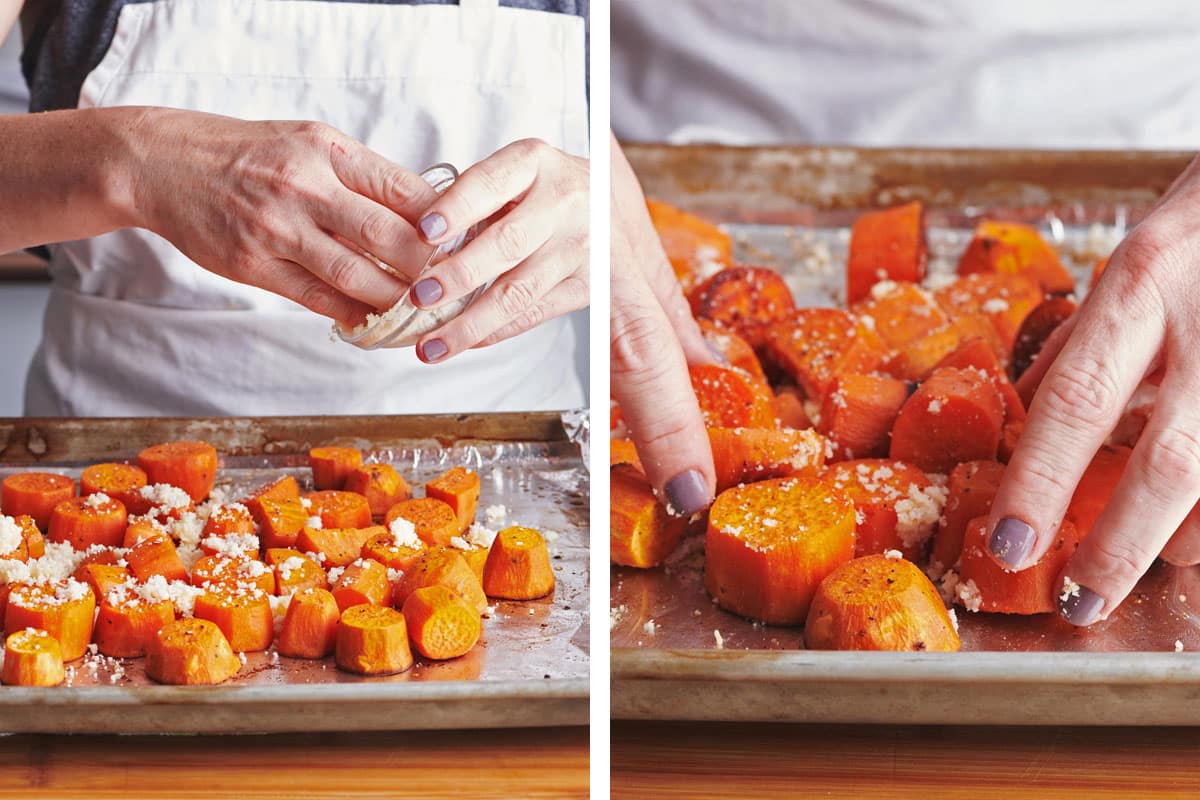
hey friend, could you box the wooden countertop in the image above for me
[612,721,1200,799]
[0,726,589,799]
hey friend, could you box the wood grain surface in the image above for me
[0,727,588,799]
[612,721,1200,799]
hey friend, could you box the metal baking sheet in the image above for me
[0,413,588,733]
[611,144,1200,726]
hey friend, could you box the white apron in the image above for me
[612,0,1200,149]
[27,0,589,416]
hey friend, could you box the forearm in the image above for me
[0,106,145,252]
[1,0,20,42]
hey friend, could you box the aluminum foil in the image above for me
[561,408,591,473]
[1,438,589,688]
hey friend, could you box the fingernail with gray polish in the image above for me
[421,338,448,362]
[705,342,731,366]
[665,469,710,517]
[1059,583,1106,626]
[419,212,447,241]
[988,517,1036,569]
[413,278,443,307]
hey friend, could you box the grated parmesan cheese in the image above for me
[277,556,308,581]
[713,629,725,649]
[895,482,949,551]
[884,549,903,560]
[465,522,498,550]
[484,504,508,526]
[83,492,113,509]
[201,532,260,557]
[1060,576,1081,603]
[139,483,191,511]
[642,619,657,636]
[388,517,421,549]
[609,604,627,630]
[956,577,983,613]
[0,516,24,557]
[869,279,899,300]
[306,516,323,530]
[937,569,961,605]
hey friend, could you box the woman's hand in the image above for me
[404,139,589,363]
[987,153,1200,625]
[128,108,438,327]
[609,133,722,517]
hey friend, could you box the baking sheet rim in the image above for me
[0,411,591,731]
[0,677,589,706]
[612,649,1200,685]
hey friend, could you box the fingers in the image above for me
[410,194,559,310]
[473,277,590,349]
[611,267,715,517]
[986,292,1160,572]
[1057,363,1200,624]
[609,132,716,514]
[611,134,719,368]
[416,139,543,246]
[327,139,438,222]
[250,257,375,326]
[1161,505,1200,567]
[292,229,408,311]
[1014,314,1077,408]
[639,242,723,367]
[312,192,432,282]
[413,242,579,363]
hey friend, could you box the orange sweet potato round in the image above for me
[764,308,886,400]
[805,554,959,651]
[822,459,943,562]
[705,476,856,624]
[689,365,775,429]
[689,265,796,350]
[956,517,1081,614]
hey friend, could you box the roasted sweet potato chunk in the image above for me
[764,308,885,400]
[806,554,959,651]
[690,265,796,350]
[957,220,1074,294]
[846,201,927,305]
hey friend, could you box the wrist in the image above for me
[89,105,161,231]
